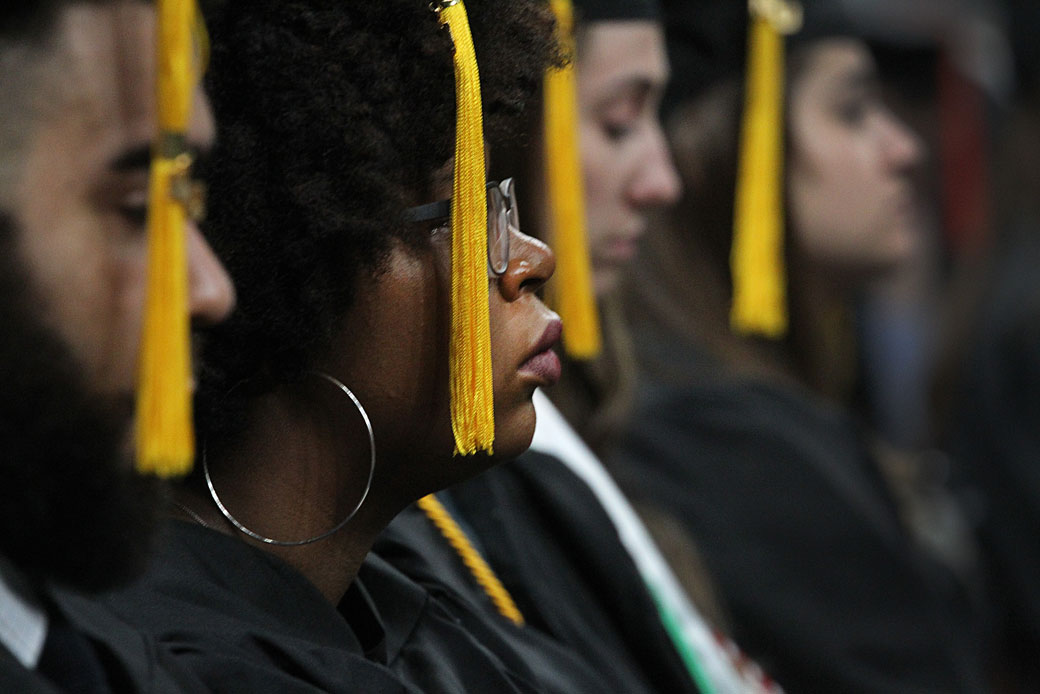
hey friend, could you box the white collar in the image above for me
[530,388,599,475]
[530,390,773,694]
[0,557,48,668]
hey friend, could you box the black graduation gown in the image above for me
[103,521,563,693]
[375,453,702,694]
[0,582,205,693]
[0,645,58,694]
[374,503,617,694]
[610,377,989,694]
[946,219,1040,682]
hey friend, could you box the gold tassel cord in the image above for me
[730,0,802,338]
[135,0,205,477]
[544,0,602,359]
[417,495,525,626]
[438,1,495,456]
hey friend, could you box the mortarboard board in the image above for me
[662,0,884,119]
[1006,0,1040,95]
[572,0,660,22]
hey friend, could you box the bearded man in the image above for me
[0,2,234,690]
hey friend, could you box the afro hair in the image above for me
[196,0,558,441]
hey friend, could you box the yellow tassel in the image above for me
[544,0,602,360]
[438,1,495,456]
[135,0,206,477]
[417,495,525,626]
[730,0,802,338]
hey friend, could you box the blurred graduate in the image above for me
[0,0,234,690]
[378,0,781,692]
[611,0,994,691]
[96,0,655,691]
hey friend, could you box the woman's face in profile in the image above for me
[577,20,682,297]
[787,38,924,281]
[320,189,560,493]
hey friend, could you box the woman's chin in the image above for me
[490,430,535,464]
[490,402,537,462]
[414,405,536,497]
[453,426,534,477]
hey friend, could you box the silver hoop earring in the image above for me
[204,371,376,547]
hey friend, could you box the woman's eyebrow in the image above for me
[595,75,659,108]
[107,143,151,173]
[837,65,880,93]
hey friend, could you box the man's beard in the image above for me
[0,212,163,593]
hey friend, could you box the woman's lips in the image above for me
[595,227,647,266]
[519,319,563,386]
[520,348,562,386]
[602,237,639,262]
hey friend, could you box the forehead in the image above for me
[577,21,669,98]
[48,2,157,159]
[796,38,875,93]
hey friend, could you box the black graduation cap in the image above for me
[573,0,660,22]
[1005,0,1040,94]
[661,0,865,118]
[2,1,60,35]
[660,0,977,337]
[660,0,809,336]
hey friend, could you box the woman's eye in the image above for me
[836,99,867,125]
[600,92,648,143]
[834,86,882,126]
[603,121,635,142]
[118,190,149,229]
[119,205,148,228]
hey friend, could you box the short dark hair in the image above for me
[196,0,557,440]
[2,1,155,42]
[1,3,60,42]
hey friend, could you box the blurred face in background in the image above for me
[578,20,682,296]
[787,38,924,283]
[0,1,233,591]
[14,3,232,419]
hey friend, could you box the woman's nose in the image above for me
[882,113,924,173]
[628,125,683,208]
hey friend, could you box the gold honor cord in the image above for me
[135,0,205,477]
[417,495,525,626]
[730,0,802,338]
[436,0,496,457]
[544,0,602,360]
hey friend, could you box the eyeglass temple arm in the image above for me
[403,199,452,223]
[403,180,503,223]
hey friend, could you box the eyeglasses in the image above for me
[404,178,517,276]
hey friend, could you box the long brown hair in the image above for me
[622,43,860,401]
